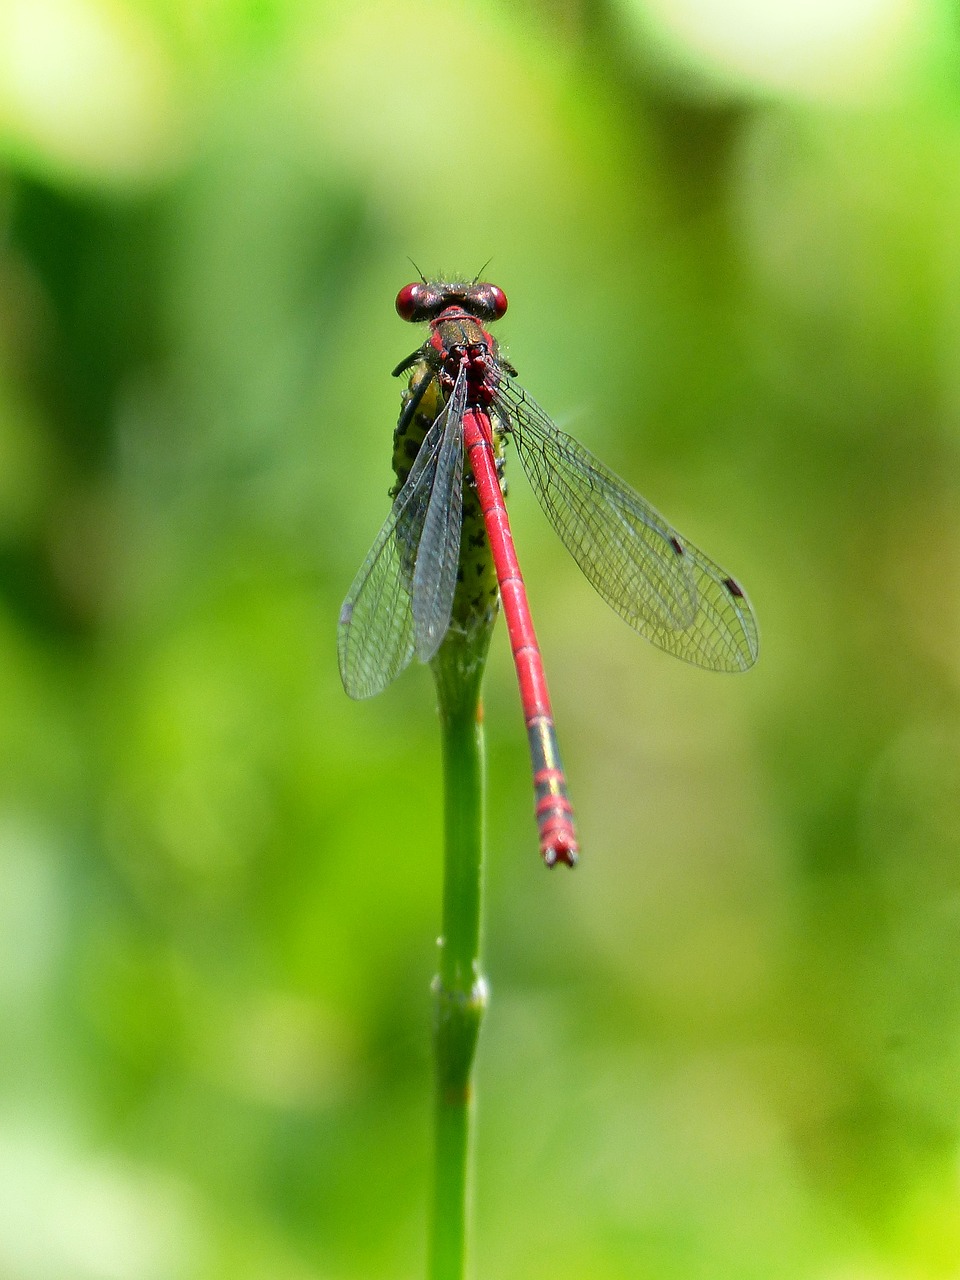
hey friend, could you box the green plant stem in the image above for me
[428,626,492,1280]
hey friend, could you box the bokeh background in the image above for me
[2,0,960,1276]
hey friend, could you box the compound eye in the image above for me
[473,284,508,320]
[488,285,508,319]
[396,283,439,321]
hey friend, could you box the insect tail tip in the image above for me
[542,841,579,869]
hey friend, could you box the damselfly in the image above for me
[338,279,759,867]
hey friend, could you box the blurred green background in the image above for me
[2,0,960,1276]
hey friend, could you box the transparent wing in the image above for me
[494,375,759,672]
[412,370,466,660]
[338,373,466,699]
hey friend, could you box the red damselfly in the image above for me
[338,279,759,867]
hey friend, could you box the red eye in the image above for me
[470,284,508,321]
[396,283,425,320]
[396,283,443,321]
[486,285,508,319]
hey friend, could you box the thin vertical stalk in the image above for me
[428,625,493,1280]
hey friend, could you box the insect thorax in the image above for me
[393,360,503,635]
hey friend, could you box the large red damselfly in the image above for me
[338,279,759,867]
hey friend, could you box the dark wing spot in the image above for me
[723,577,745,599]
[669,536,685,556]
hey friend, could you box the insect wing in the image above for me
[338,380,464,698]
[497,377,759,672]
[412,370,466,661]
